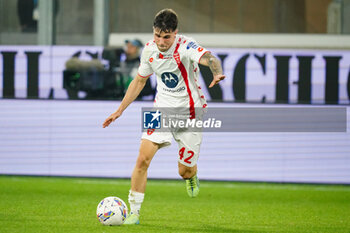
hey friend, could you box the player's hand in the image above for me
[209,74,225,88]
[103,111,122,128]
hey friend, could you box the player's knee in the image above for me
[178,169,185,178]
[135,154,152,171]
[178,167,195,179]
[180,172,192,179]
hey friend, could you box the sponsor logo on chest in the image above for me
[161,72,179,88]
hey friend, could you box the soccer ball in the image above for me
[96,196,128,225]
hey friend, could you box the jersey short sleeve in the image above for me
[185,39,209,64]
[138,47,154,78]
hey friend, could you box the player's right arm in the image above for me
[102,75,149,128]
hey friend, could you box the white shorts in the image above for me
[141,129,202,167]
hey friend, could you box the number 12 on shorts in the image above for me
[179,147,194,164]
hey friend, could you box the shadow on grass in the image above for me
[131,223,269,233]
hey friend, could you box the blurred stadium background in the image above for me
[0,0,350,184]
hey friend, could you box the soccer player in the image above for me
[103,8,225,225]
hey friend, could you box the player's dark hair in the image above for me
[153,9,178,33]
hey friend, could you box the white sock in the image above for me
[128,190,145,216]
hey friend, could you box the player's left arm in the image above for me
[199,52,226,88]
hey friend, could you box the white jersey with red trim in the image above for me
[138,35,208,118]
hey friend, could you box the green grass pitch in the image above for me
[0,176,349,233]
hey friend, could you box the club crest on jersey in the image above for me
[186,41,199,50]
[161,72,179,88]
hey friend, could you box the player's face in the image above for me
[153,28,177,52]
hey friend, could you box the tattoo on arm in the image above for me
[201,53,223,76]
